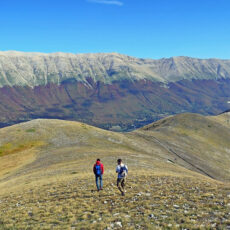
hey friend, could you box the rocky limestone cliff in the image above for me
[0,51,230,87]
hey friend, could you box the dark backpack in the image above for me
[119,165,128,176]
[95,164,101,176]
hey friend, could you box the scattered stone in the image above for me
[104,201,107,204]
[150,204,158,207]
[28,211,33,217]
[211,223,217,228]
[16,203,21,207]
[149,214,155,219]
[115,222,122,228]
[173,205,180,209]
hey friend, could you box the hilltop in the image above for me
[0,113,230,229]
[1,112,230,186]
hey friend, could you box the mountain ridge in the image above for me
[0,50,228,60]
[1,51,230,87]
[0,51,230,130]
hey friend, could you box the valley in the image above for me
[0,52,230,130]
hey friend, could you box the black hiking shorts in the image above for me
[117,177,126,188]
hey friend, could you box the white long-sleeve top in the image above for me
[116,163,128,179]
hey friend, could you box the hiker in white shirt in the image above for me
[116,159,128,196]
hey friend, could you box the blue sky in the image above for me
[0,0,230,59]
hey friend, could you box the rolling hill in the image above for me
[0,51,230,130]
[0,113,230,229]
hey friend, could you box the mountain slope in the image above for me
[0,113,230,229]
[0,112,230,191]
[0,51,230,129]
[0,52,230,87]
[136,112,230,181]
[0,118,196,192]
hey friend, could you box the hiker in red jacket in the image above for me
[93,159,104,191]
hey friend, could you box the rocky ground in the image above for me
[1,173,230,229]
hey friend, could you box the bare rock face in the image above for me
[0,51,230,87]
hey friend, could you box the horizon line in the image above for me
[0,50,228,60]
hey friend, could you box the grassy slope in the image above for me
[137,113,230,181]
[0,119,196,193]
[0,114,230,229]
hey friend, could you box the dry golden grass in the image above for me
[0,113,230,229]
[0,140,44,179]
[0,150,35,178]
[0,171,230,229]
[137,113,230,181]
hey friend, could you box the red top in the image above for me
[93,161,104,174]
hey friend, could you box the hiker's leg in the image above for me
[117,178,123,193]
[117,179,121,192]
[95,176,100,191]
[121,178,125,190]
[100,175,103,189]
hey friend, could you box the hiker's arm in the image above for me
[101,164,104,174]
[116,166,119,173]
